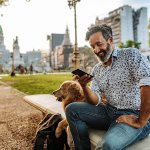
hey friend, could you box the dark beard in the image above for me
[95,44,113,63]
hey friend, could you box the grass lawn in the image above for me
[1,74,72,95]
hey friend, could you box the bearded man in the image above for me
[65,24,150,150]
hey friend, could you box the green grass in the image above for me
[2,74,72,95]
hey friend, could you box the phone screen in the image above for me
[72,69,93,78]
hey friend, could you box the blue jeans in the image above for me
[65,102,150,150]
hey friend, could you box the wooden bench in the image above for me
[24,94,150,150]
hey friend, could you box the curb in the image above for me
[0,81,27,96]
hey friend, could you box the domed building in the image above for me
[0,25,5,51]
[0,25,10,72]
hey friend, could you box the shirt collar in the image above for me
[112,47,120,59]
[98,47,121,67]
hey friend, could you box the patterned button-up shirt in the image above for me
[90,48,150,110]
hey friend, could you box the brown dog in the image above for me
[53,80,85,149]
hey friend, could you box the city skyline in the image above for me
[0,0,150,53]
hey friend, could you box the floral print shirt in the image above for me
[91,48,150,110]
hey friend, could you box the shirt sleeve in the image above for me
[127,48,150,86]
[90,66,103,105]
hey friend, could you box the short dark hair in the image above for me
[85,24,113,41]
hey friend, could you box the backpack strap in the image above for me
[34,113,63,150]
[36,113,62,133]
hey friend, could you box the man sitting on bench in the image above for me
[65,24,150,150]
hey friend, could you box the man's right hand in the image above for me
[73,74,99,105]
[73,74,93,87]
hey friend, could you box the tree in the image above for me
[0,0,30,6]
[0,0,8,6]
[118,40,141,49]
[118,42,125,48]
[79,46,98,71]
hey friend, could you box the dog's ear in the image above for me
[68,83,80,92]
[68,83,83,100]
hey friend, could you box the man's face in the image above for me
[89,32,113,63]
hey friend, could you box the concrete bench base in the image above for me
[24,94,150,150]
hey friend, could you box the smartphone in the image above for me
[72,69,94,78]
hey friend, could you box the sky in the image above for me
[0,0,150,53]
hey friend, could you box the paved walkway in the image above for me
[0,81,43,150]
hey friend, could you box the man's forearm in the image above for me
[138,86,150,127]
[82,86,99,105]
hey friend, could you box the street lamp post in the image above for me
[67,0,80,69]
[47,35,52,68]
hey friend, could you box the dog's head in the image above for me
[53,81,84,108]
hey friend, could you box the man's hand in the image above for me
[117,86,150,128]
[73,74,92,87]
[116,114,147,128]
[73,74,99,105]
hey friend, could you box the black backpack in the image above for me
[34,113,70,150]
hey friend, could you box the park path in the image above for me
[0,81,43,150]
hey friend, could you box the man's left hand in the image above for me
[116,115,146,128]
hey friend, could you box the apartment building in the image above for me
[95,5,149,50]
